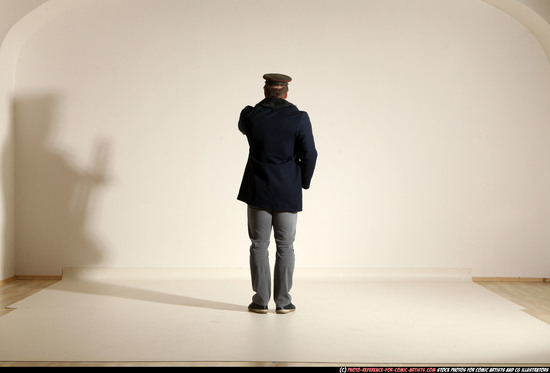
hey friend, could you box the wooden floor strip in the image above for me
[473,277,550,282]
[0,276,15,287]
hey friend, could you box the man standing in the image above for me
[237,73,318,314]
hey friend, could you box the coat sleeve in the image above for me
[295,112,318,189]
[238,106,254,135]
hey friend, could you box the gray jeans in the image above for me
[247,205,297,307]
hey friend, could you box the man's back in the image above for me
[240,98,307,164]
[237,97,317,212]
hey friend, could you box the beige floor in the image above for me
[1,268,550,367]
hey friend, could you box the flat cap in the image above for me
[263,73,292,85]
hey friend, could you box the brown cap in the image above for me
[263,73,292,85]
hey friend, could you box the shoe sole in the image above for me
[248,308,268,314]
[276,308,296,314]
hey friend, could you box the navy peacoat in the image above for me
[237,97,317,212]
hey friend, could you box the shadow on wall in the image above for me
[13,94,110,275]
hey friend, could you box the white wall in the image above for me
[11,0,550,277]
[0,0,49,281]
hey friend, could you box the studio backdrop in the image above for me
[5,0,550,277]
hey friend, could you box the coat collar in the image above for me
[257,98,294,110]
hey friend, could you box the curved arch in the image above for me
[0,0,48,47]
[482,0,550,63]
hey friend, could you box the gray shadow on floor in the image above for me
[51,279,248,313]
